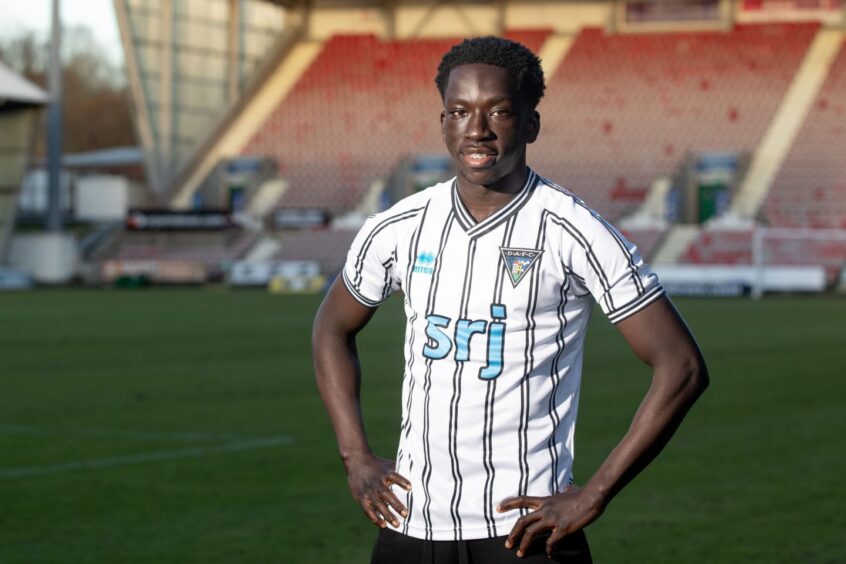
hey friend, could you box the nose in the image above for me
[465,110,492,140]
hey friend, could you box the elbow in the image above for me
[656,348,708,404]
[681,353,709,400]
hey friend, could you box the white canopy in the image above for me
[0,61,48,106]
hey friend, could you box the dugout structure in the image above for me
[0,62,48,264]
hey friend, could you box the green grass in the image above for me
[0,290,844,563]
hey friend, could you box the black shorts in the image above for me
[370,527,592,564]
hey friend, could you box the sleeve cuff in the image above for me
[607,285,665,324]
[342,269,389,308]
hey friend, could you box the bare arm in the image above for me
[312,277,410,528]
[499,296,708,557]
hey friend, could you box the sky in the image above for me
[0,0,123,65]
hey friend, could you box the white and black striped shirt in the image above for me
[343,169,663,541]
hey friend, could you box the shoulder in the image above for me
[532,174,617,237]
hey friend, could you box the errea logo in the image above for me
[413,251,436,275]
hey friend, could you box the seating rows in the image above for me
[532,23,819,221]
[236,25,842,278]
[763,38,846,229]
[111,231,257,271]
[241,30,550,213]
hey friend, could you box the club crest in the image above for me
[500,247,543,287]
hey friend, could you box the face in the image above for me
[441,64,539,193]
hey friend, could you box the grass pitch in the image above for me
[0,289,843,563]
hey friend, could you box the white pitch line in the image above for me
[0,425,252,443]
[0,436,293,480]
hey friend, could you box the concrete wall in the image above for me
[505,2,610,34]
[394,4,502,38]
[308,7,387,40]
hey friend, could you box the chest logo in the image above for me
[412,251,436,275]
[500,247,543,287]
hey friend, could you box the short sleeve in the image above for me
[342,214,401,307]
[570,217,664,324]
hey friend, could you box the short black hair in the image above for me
[435,36,545,109]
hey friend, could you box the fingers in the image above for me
[497,495,542,513]
[361,495,386,528]
[545,527,568,558]
[362,494,401,528]
[379,485,408,521]
[503,511,541,550]
[385,472,412,491]
[372,495,400,528]
[361,477,410,528]
[348,458,412,529]
[516,520,550,558]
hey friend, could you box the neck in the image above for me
[456,166,529,223]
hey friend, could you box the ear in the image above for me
[526,110,540,144]
[440,110,447,140]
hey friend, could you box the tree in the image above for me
[0,26,136,155]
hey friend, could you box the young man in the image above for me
[313,37,708,563]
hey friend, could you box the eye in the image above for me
[491,108,513,118]
[448,108,467,118]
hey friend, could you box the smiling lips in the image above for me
[461,149,497,168]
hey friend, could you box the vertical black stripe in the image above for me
[547,268,570,494]
[398,203,429,535]
[481,216,517,536]
[517,212,545,515]
[447,238,476,539]
[400,203,429,438]
[420,211,456,539]
[481,380,496,537]
[380,252,395,301]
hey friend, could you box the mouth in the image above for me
[460,149,497,168]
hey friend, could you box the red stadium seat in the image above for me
[240,31,551,214]
[764,38,846,229]
[532,23,818,221]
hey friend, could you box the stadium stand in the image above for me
[762,38,846,229]
[532,23,819,222]
[621,227,667,262]
[680,36,846,281]
[239,30,550,214]
[99,230,257,275]
[96,18,846,287]
[272,229,358,274]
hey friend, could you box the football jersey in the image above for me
[342,168,663,541]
